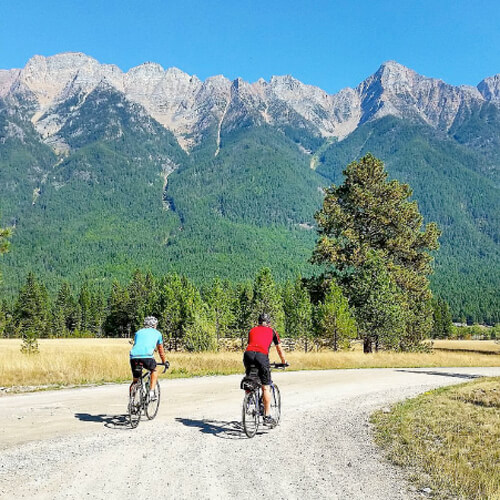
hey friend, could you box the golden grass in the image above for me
[433,339,500,354]
[372,377,500,499]
[0,338,498,391]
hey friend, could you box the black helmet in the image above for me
[258,313,270,325]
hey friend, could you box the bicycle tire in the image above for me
[242,390,259,438]
[145,380,161,420]
[129,382,142,428]
[270,384,281,426]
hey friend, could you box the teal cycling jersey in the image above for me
[130,328,163,359]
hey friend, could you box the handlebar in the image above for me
[270,362,289,369]
[157,361,170,374]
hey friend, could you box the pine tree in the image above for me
[349,253,405,351]
[78,282,93,335]
[156,273,183,350]
[316,281,357,350]
[312,154,440,351]
[103,281,131,337]
[252,267,285,335]
[0,222,12,286]
[205,277,235,343]
[431,297,453,338]
[52,282,78,337]
[14,272,50,340]
[128,270,154,333]
[282,276,313,349]
[234,281,254,347]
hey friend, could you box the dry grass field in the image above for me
[372,377,500,499]
[433,339,500,354]
[0,338,499,391]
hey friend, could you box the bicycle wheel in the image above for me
[270,384,281,425]
[242,391,259,438]
[129,383,142,428]
[145,380,161,420]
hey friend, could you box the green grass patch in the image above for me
[372,377,500,499]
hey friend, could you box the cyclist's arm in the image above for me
[275,344,286,365]
[157,343,166,364]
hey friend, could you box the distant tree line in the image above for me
[0,268,361,351]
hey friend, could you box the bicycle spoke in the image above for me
[242,391,259,438]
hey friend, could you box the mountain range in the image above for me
[0,53,499,322]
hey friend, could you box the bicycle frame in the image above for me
[129,362,168,428]
[241,362,286,437]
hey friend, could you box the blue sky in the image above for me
[2,0,499,93]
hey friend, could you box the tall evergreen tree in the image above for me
[78,282,93,335]
[14,272,50,339]
[348,252,404,351]
[252,267,285,335]
[103,281,131,337]
[431,297,453,338]
[316,281,357,351]
[312,154,440,351]
[0,222,12,286]
[156,273,183,349]
[234,281,254,347]
[282,276,313,347]
[52,282,78,337]
[205,277,235,343]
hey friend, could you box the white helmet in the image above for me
[144,316,158,328]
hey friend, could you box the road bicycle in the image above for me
[241,362,288,438]
[128,361,169,428]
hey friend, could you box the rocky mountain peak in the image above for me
[478,74,500,101]
[1,52,498,152]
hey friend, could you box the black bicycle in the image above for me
[241,362,288,438]
[128,361,169,428]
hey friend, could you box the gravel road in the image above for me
[1,366,499,500]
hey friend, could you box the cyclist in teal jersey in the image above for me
[129,316,166,401]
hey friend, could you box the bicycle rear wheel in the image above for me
[145,381,161,420]
[242,391,259,438]
[270,384,281,425]
[129,383,142,428]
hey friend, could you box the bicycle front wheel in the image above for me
[270,384,281,425]
[129,383,142,428]
[242,391,259,438]
[145,381,161,420]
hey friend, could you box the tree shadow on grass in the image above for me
[74,412,130,429]
[396,369,483,379]
[175,417,250,440]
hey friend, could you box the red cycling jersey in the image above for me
[245,325,280,355]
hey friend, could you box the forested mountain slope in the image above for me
[0,54,499,322]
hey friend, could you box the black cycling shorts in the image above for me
[243,350,271,386]
[130,357,157,378]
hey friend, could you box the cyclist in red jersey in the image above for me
[244,313,287,426]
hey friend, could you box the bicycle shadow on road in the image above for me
[74,412,130,429]
[175,417,247,439]
[396,369,483,379]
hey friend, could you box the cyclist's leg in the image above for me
[142,358,158,393]
[129,359,143,394]
[262,385,271,415]
[150,367,158,391]
[255,352,272,416]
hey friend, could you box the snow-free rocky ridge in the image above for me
[1,52,499,151]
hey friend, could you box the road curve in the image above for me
[1,367,499,499]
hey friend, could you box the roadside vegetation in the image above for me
[0,338,498,391]
[372,377,500,499]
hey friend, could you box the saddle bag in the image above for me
[240,375,262,391]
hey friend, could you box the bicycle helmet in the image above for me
[143,316,158,328]
[258,313,270,325]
